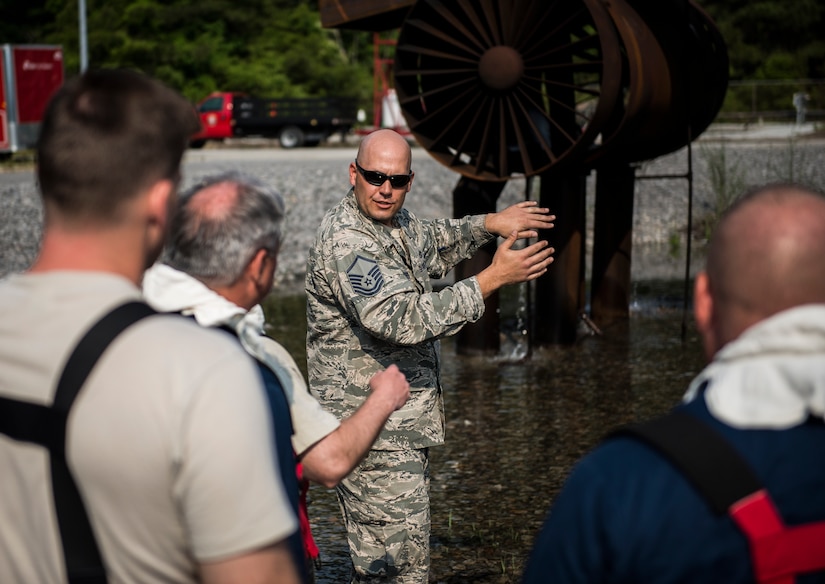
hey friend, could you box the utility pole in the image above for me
[78,0,88,72]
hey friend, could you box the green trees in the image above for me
[701,0,825,113]
[22,0,373,105]
[702,0,824,80]
[0,0,822,113]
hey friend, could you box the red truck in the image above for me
[0,44,64,155]
[190,91,358,149]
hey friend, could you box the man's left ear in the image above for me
[146,178,175,227]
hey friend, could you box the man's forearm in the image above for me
[200,540,301,584]
[299,389,398,488]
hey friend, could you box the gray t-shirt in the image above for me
[0,271,297,583]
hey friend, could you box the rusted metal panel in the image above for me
[591,163,635,327]
[535,174,587,346]
[319,0,415,30]
[452,177,505,355]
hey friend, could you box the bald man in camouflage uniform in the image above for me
[305,129,555,583]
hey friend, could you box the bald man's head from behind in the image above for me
[694,183,825,360]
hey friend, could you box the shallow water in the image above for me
[262,282,706,583]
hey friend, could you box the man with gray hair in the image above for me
[143,171,410,579]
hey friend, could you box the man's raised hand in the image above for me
[485,201,555,240]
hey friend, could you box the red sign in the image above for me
[0,55,7,149]
[13,46,64,124]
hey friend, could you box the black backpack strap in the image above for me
[0,397,59,446]
[0,301,156,584]
[609,409,764,515]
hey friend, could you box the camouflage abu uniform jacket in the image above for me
[305,188,495,451]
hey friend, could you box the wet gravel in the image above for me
[265,284,708,583]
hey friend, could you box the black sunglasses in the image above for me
[355,161,412,189]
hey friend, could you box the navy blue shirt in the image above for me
[522,397,825,583]
[257,364,300,516]
[257,363,309,582]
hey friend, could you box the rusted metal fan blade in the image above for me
[394,0,624,181]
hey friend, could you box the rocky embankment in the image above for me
[1,129,823,289]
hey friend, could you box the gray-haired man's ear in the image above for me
[249,248,278,305]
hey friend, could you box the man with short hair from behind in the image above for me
[522,183,825,583]
[0,69,301,584]
[142,170,411,580]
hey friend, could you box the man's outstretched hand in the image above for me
[476,231,555,299]
[485,201,555,240]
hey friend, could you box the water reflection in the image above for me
[262,282,706,583]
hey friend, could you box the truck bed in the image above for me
[233,96,358,128]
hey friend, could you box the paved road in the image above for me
[184,144,357,165]
[3,121,820,183]
[697,121,821,142]
[0,144,360,187]
[0,167,34,186]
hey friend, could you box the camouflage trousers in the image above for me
[336,448,430,583]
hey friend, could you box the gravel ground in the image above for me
[1,130,823,289]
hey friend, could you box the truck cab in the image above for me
[189,92,236,148]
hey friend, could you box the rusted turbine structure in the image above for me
[320,0,728,350]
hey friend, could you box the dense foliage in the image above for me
[700,0,825,113]
[0,0,822,113]
[0,0,375,106]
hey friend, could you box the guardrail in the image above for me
[715,110,825,125]
[723,79,824,125]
